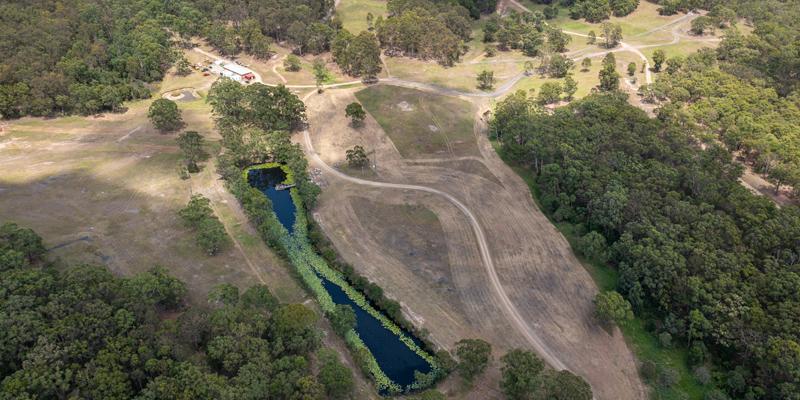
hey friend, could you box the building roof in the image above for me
[222,63,251,76]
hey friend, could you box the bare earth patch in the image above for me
[304,85,645,399]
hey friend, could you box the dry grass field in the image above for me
[0,91,306,303]
[0,70,380,397]
[355,85,478,158]
[336,0,387,33]
[304,85,645,399]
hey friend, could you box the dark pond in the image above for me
[320,278,432,388]
[247,167,296,232]
[248,166,433,390]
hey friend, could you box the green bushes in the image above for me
[492,92,800,398]
[178,195,230,255]
[317,349,355,399]
[0,222,45,268]
[0,224,342,399]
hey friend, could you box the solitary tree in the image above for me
[690,16,714,35]
[178,195,229,256]
[328,304,357,336]
[545,370,593,400]
[627,62,637,76]
[547,28,572,53]
[598,53,619,91]
[500,349,545,400]
[366,12,375,30]
[594,290,634,327]
[652,49,666,72]
[284,54,302,72]
[523,61,535,75]
[769,163,800,194]
[176,131,208,173]
[148,98,182,132]
[547,54,574,78]
[581,57,592,71]
[600,22,623,48]
[537,82,562,105]
[175,56,192,76]
[313,58,328,92]
[454,338,492,383]
[562,75,578,101]
[345,102,366,127]
[587,30,596,45]
[477,70,495,90]
[346,145,369,168]
[317,349,355,400]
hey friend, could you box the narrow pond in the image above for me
[247,167,433,390]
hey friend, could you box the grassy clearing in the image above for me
[493,141,710,400]
[386,57,524,93]
[537,1,680,37]
[0,71,304,305]
[504,57,601,101]
[355,85,477,158]
[640,41,717,62]
[336,0,387,33]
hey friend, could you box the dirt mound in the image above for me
[162,88,199,102]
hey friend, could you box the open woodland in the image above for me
[2,0,800,399]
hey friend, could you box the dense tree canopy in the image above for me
[332,30,382,79]
[377,0,474,66]
[647,48,800,196]
[568,0,640,22]
[0,0,335,119]
[500,349,592,399]
[0,223,347,399]
[208,79,319,209]
[492,91,800,399]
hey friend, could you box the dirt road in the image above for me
[303,127,569,371]
[303,88,646,399]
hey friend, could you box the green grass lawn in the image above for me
[336,0,387,33]
[493,141,711,400]
[355,85,477,158]
[641,41,717,63]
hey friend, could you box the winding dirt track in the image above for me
[302,88,647,399]
[302,128,568,371]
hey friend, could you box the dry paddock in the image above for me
[303,86,646,399]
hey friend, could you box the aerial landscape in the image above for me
[1,0,799,399]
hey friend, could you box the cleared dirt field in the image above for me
[304,85,645,399]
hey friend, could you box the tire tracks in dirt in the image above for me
[301,121,569,372]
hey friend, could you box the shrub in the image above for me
[658,366,679,388]
[317,349,355,399]
[178,195,230,255]
[284,54,302,72]
[658,331,673,348]
[640,360,658,382]
[693,365,711,385]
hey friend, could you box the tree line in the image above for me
[376,0,480,66]
[529,0,640,22]
[0,222,355,399]
[492,91,800,399]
